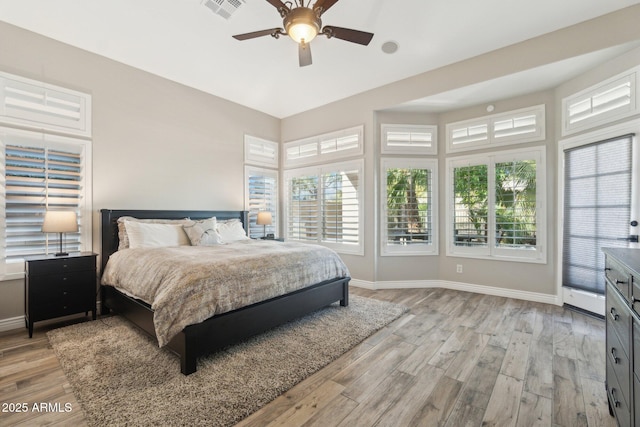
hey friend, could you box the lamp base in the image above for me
[54,252,69,257]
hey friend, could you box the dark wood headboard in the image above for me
[100,209,249,274]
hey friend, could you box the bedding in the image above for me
[101,239,350,347]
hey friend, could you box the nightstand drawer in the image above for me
[28,271,94,298]
[27,255,95,276]
[30,294,91,321]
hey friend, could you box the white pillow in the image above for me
[124,221,191,249]
[182,217,224,246]
[216,219,249,242]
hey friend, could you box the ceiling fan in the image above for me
[232,0,374,67]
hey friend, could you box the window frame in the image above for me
[446,146,546,263]
[446,105,546,153]
[244,165,279,239]
[0,126,92,280]
[561,66,639,136]
[284,125,364,168]
[381,124,438,155]
[380,157,438,256]
[284,159,364,255]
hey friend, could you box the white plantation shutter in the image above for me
[285,160,363,254]
[563,68,638,135]
[381,125,437,154]
[284,125,363,166]
[322,168,359,245]
[447,105,545,152]
[381,158,438,256]
[0,72,91,137]
[245,167,278,238]
[287,173,319,242]
[244,135,278,167]
[0,128,90,267]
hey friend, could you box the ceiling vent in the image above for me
[202,0,245,20]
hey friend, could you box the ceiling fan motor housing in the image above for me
[284,7,321,43]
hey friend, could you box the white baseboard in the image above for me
[562,287,605,316]
[0,315,25,333]
[0,282,561,332]
[351,278,561,306]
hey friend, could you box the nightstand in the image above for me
[25,252,97,337]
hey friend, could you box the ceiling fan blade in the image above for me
[299,42,312,67]
[313,0,340,16]
[322,26,374,45]
[265,0,290,15]
[232,28,283,41]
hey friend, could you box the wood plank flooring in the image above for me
[0,287,615,426]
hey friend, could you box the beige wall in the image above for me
[1,5,640,324]
[0,22,280,320]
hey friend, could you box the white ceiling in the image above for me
[1,0,640,118]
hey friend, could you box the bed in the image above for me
[99,209,350,375]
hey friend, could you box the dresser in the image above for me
[25,252,97,337]
[603,248,640,427]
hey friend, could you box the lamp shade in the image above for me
[256,211,272,226]
[42,211,78,233]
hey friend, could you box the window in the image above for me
[244,135,278,168]
[446,105,545,153]
[284,160,363,255]
[562,67,639,136]
[244,166,278,239]
[0,128,92,278]
[244,135,278,239]
[381,158,438,256]
[0,71,92,137]
[284,125,363,167]
[0,72,92,279]
[446,147,546,262]
[381,124,437,155]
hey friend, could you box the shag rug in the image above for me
[47,295,407,427]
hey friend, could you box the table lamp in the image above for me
[42,211,78,256]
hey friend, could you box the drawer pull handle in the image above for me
[610,307,620,321]
[611,347,620,364]
[605,267,612,271]
[611,388,621,408]
[616,279,627,285]
[63,291,68,295]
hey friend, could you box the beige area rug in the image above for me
[48,295,408,427]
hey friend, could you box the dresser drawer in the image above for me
[606,256,631,302]
[608,361,631,427]
[28,271,94,295]
[30,293,91,322]
[27,255,95,276]
[607,282,631,353]
[608,320,631,405]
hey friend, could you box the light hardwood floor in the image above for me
[0,287,615,426]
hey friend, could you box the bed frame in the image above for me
[99,209,349,375]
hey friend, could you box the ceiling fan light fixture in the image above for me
[284,7,320,43]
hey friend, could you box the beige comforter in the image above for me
[101,240,350,346]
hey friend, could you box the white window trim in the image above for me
[244,134,279,168]
[284,125,363,167]
[380,158,438,256]
[562,66,639,137]
[1,127,93,280]
[381,124,438,155]
[284,159,364,255]
[244,165,279,239]
[446,146,546,263]
[0,71,92,138]
[446,105,545,153]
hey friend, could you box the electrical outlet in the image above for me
[456,264,463,274]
